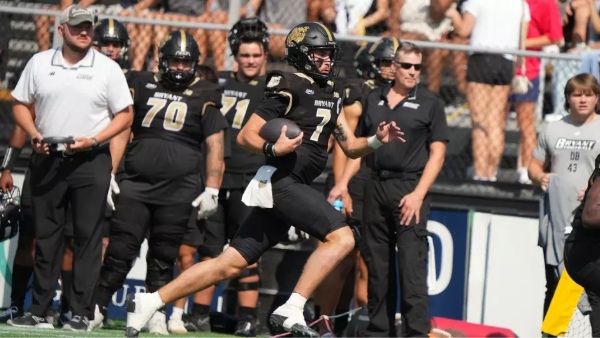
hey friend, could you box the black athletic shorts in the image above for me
[230,175,347,265]
[466,53,513,86]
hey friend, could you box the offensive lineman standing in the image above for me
[172,17,269,337]
[89,29,228,330]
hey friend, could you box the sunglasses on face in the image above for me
[395,62,422,71]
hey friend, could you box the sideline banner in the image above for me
[427,209,470,320]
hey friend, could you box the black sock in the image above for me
[60,270,73,314]
[192,303,210,316]
[93,286,113,315]
[10,265,33,310]
[238,306,257,320]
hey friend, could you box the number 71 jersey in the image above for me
[128,71,225,149]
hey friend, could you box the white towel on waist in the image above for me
[241,165,278,208]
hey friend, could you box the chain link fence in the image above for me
[0,2,585,191]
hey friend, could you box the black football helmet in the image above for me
[228,17,270,55]
[368,37,401,83]
[159,30,201,90]
[284,22,340,84]
[0,187,20,243]
[353,42,373,80]
[93,18,131,69]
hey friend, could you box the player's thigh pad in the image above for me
[230,207,290,265]
[106,195,152,261]
[272,177,347,241]
[148,203,194,261]
[225,189,253,239]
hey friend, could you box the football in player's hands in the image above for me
[259,118,302,142]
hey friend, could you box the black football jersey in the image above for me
[572,154,600,238]
[122,71,228,205]
[218,71,266,183]
[255,71,344,184]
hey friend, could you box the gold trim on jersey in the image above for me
[279,91,293,115]
[201,101,216,116]
[294,72,314,83]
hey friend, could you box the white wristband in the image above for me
[205,187,219,196]
[367,135,383,149]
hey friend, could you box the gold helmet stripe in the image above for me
[179,29,187,52]
[315,22,333,42]
[392,38,400,51]
[108,18,115,36]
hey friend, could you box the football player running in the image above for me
[124,22,404,338]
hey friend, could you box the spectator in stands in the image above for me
[549,0,589,118]
[32,1,70,52]
[509,0,563,185]
[243,0,308,59]
[389,0,467,96]
[147,0,228,71]
[64,0,162,71]
[318,0,389,77]
[446,0,529,181]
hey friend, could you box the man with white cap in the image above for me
[7,5,133,331]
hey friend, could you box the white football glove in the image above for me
[107,173,120,211]
[192,187,219,220]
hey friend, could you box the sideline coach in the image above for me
[8,5,133,330]
[358,42,449,337]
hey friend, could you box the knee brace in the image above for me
[99,255,134,294]
[145,253,175,293]
[233,267,260,291]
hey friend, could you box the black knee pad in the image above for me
[233,267,260,291]
[145,253,175,293]
[347,218,362,249]
[99,255,134,293]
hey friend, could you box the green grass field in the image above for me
[0,321,239,337]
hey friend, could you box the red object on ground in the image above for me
[431,317,516,338]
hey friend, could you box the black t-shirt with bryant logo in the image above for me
[358,84,449,174]
[256,71,344,184]
[123,71,228,205]
[218,71,266,187]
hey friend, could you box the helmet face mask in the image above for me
[284,22,339,84]
[368,37,402,84]
[93,18,131,69]
[159,30,201,90]
[228,17,270,56]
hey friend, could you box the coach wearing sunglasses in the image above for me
[357,42,449,337]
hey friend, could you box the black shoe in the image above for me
[270,313,319,338]
[62,315,90,332]
[235,316,257,337]
[53,310,73,328]
[0,306,22,323]
[183,313,211,332]
[7,312,54,329]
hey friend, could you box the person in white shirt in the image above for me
[447,0,530,181]
[7,5,133,332]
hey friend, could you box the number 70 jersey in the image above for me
[127,71,225,149]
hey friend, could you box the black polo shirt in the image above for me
[358,83,449,174]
